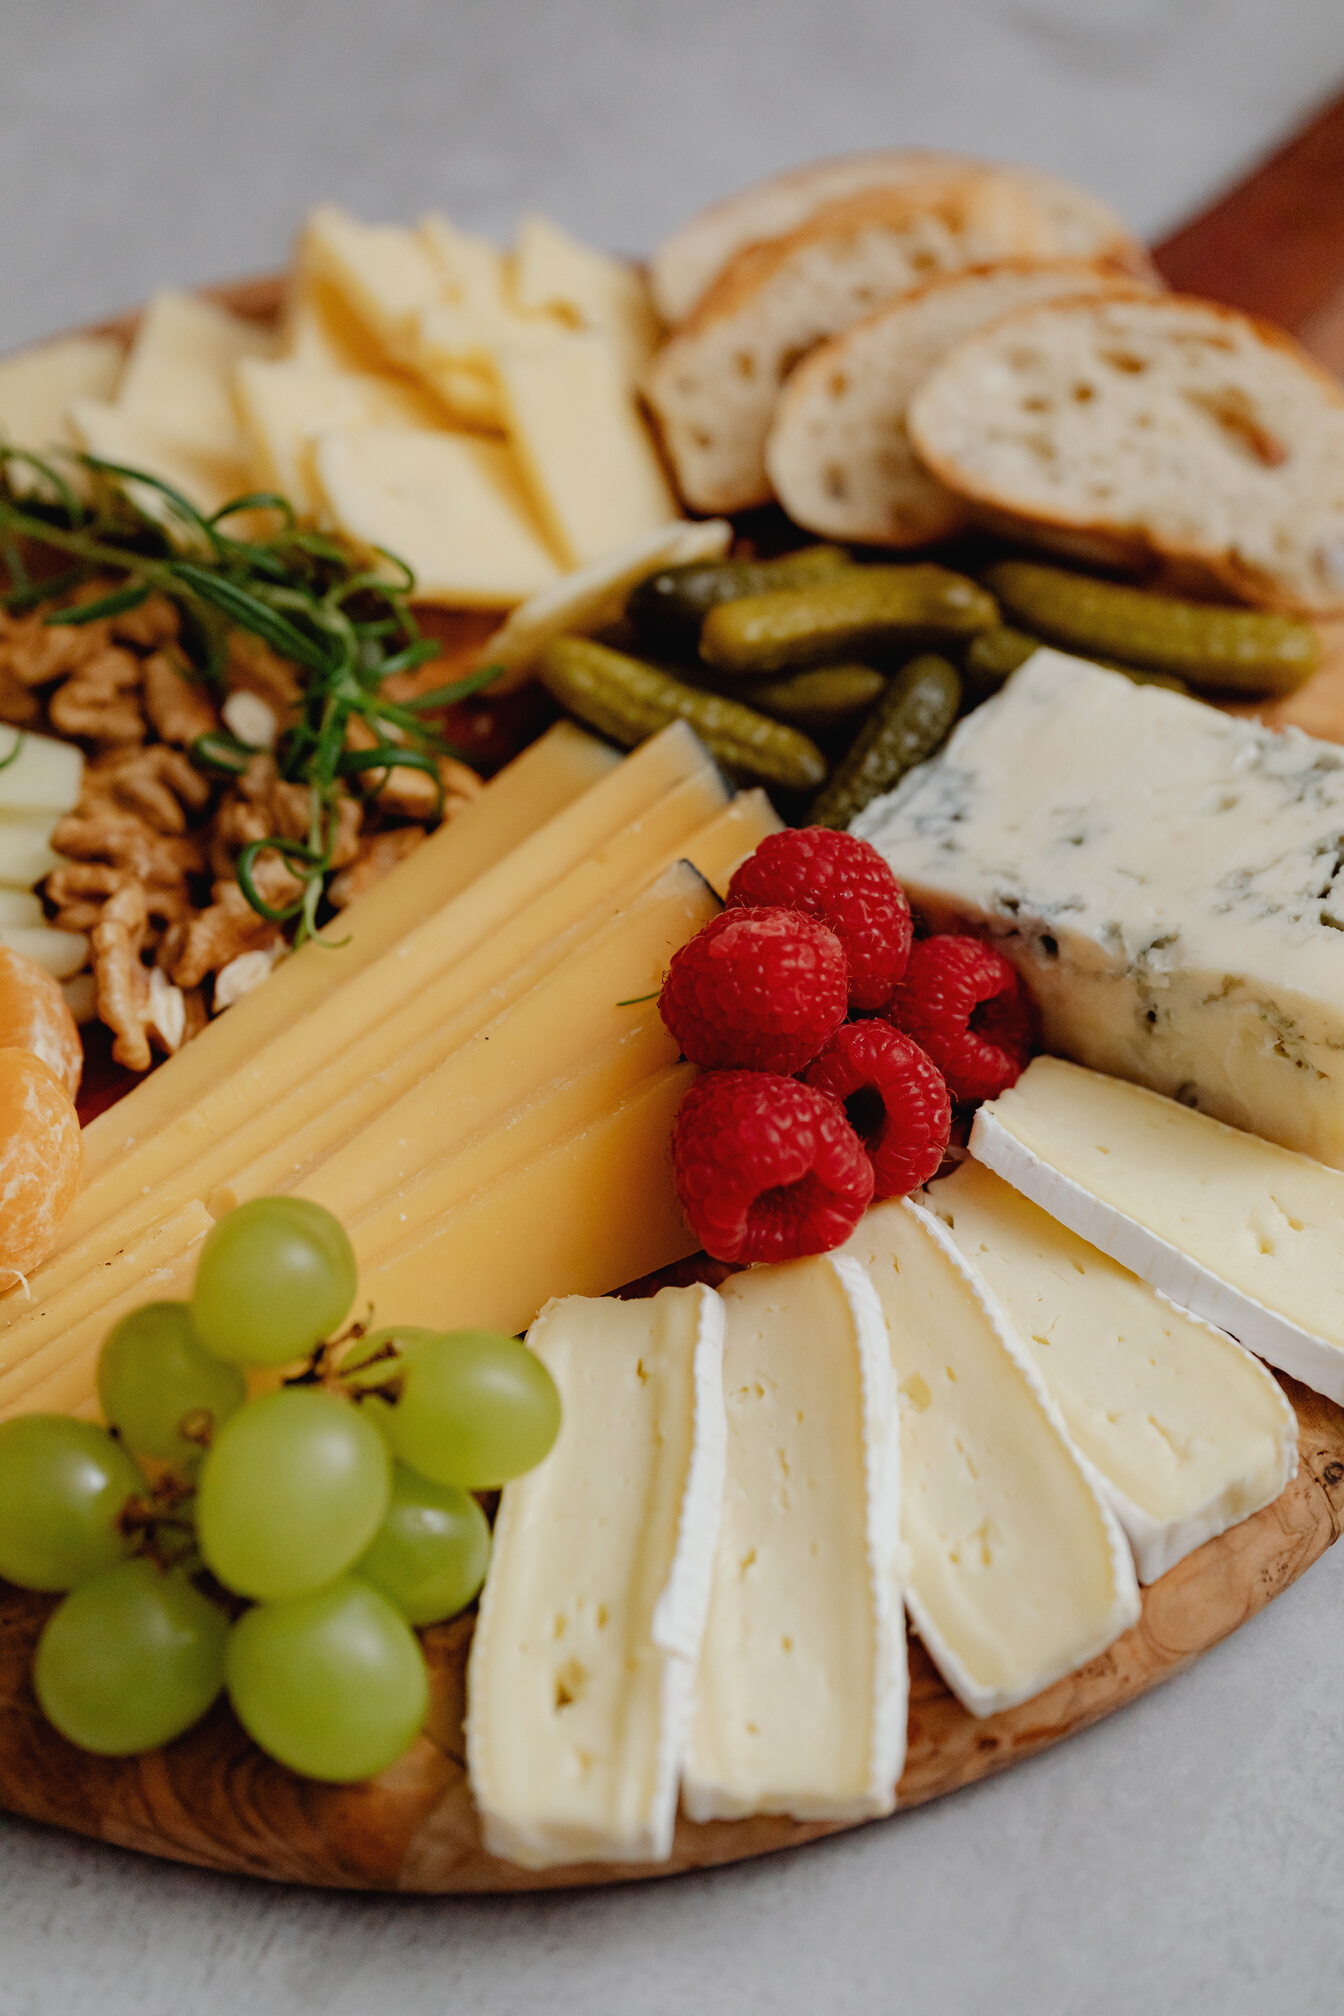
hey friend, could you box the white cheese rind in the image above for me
[925,1159,1298,1583]
[854,649,1344,1169]
[684,1253,905,1824]
[972,1081,1344,1405]
[845,1200,1139,1717]
[465,1283,726,1870]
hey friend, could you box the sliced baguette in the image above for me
[651,151,1152,324]
[644,175,1049,514]
[907,292,1344,614]
[766,260,1152,546]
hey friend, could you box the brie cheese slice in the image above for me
[926,1159,1298,1583]
[843,1200,1139,1717]
[973,1056,1344,1404]
[685,1254,904,1823]
[465,1283,726,1870]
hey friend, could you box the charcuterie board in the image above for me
[5,96,1344,1890]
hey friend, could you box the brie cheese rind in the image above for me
[973,1056,1344,1405]
[854,649,1344,1170]
[926,1159,1298,1583]
[684,1254,905,1824]
[465,1283,726,1871]
[844,1200,1139,1718]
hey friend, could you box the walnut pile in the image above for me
[2,583,484,1074]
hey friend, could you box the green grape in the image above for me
[387,1329,561,1489]
[0,1416,143,1592]
[34,1558,228,1756]
[355,1464,491,1625]
[97,1301,247,1461]
[196,1387,390,1601]
[191,1198,357,1367]
[225,1576,428,1782]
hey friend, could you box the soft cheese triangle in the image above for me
[925,1158,1298,1582]
[684,1254,905,1823]
[843,1199,1139,1717]
[854,650,1344,1169]
[972,1057,1344,1407]
[466,1283,727,1870]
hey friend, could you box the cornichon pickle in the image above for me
[747,663,886,731]
[964,625,1190,697]
[537,636,826,792]
[811,654,961,829]
[699,565,998,676]
[983,560,1317,694]
[627,544,851,652]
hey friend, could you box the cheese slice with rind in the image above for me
[467,1283,726,1869]
[926,1158,1298,1583]
[843,1199,1140,1717]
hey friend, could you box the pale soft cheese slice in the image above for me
[855,649,1344,1170]
[0,334,123,467]
[973,1056,1344,1406]
[843,1199,1139,1716]
[314,427,561,604]
[925,1158,1298,1582]
[234,359,450,518]
[685,1254,905,1823]
[466,1284,726,1870]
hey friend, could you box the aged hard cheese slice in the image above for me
[973,1056,1344,1406]
[685,1255,904,1823]
[856,650,1344,1168]
[926,1158,1298,1582]
[843,1199,1139,1716]
[467,1284,726,1869]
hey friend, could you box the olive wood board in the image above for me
[8,114,1344,1884]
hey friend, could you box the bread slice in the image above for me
[907,293,1344,614]
[644,175,1050,514]
[766,261,1152,546]
[651,151,1152,323]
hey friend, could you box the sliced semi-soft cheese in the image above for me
[685,1255,904,1823]
[298,208,447,361]
[512,214,662,385]
[315,427,561,604]
[418,214,511,312]
[116,292,275,451]
[926,1158,1298,1582]
[855,649,1344,1169]
[843,1199,1139,1716]
[283,272,390,375]
[468,1283,725,1869]
[69,398,250,519]
[974,1055,1344,1405]
[235,359,450,518]
[0,333,123,466]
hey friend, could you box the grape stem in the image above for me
[282,1314,407,1404]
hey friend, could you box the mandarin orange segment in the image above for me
[0,1048,83,1286]
[0,947,82,1102]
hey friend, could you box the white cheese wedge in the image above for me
[843,1199,1139,1716]
[512,214,662,384]
[69,398,249,519]
[973,1055,1344,1406]
[685,1254,904,1824]
[495,331,679,567]
[235,359,450,518]
[116,292,274,457]
[313,427,561,605]
[854,649,1344,1168]
[0,334,123,470]
[925,1158,1298,1582]
[466,1283,726,1870]
[0,728,82,816]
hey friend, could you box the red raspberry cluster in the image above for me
[659,827,1032,1264]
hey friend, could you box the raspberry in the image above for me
[671,1070,875,1264]
[803,1021,951,1198]
[727,827,912,1011]
[659,905,847,1075]
[886,935,1032,1104]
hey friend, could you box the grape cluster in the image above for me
[0,1197,561,1783]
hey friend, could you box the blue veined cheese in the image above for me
[854,649,1344,1168]
[466,1284,726,1870]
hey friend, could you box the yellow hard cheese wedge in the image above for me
[117,291,276,455]
[0,334,123,470]
[283,272,390,375]
[235,359,451,518]
[69,397,251,520]
[298,207,447,361]
[512,214,662,386]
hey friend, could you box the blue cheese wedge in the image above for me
[685,1254,904,1823]
[854,649,1344,1168]
[843,1200,1139,1717]
[974,1055,1344,1405]
[466,1284,726,1870]
[925,1158,1298,1582]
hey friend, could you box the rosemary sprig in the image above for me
[0,446,499,940]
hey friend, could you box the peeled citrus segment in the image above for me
[0,947,82,1102]
[0,1048,83,1286]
